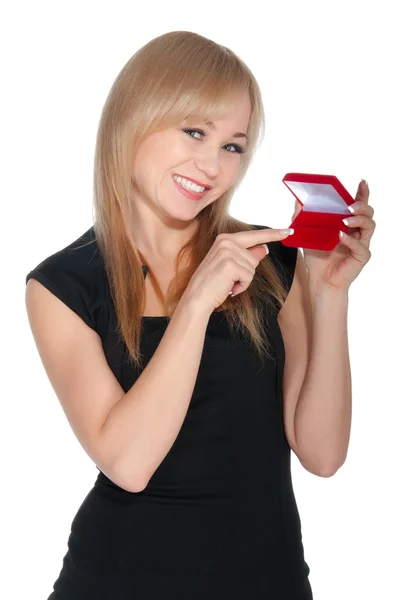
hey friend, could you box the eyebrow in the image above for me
[204,120,248,140]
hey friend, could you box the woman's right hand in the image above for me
[181,228,294,315]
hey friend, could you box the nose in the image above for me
[193,149,221,180]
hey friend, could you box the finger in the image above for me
[228,227,295,250]
[347,201,374,218]
[291,199,302,221]
[250,244,269,262]
[355,179,370,204]
[341,215,375,249]
[338,230,371,264]
[342,215,376,236]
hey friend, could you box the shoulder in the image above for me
[25,226,107,332]
[26,226,102,281]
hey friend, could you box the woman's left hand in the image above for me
[291,179,376,292]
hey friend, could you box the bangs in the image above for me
[146,55,251,134]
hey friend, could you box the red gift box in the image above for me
[281,173,355,251]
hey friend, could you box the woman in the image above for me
[25,30,375,599]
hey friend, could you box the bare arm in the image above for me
[278,253,351,477]
[293,285,351,475]
[26,229,277,494]
[26,279,210,495]
[100,297,211,492]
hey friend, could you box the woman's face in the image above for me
[130,92,251,223]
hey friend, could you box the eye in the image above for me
[182,128,245,154]
[184,128,204,140]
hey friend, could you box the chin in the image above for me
[161,205,200,223]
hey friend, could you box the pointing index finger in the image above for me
[233,227,295,250]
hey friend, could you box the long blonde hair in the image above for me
[93,30,288,370]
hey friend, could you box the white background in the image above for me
[2,1,397,598]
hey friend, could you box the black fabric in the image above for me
[250,224,298,314]
[26,227,103,334]
[27,225,311,599]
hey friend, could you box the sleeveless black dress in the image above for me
[26,225,313,600]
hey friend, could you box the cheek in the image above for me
[155,137,187,173]
[221,161,240,185]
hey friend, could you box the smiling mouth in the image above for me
[172,174,212,191]
[172,175,211,200]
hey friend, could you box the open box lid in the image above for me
[281,173,356,250]
[282,173,354,214]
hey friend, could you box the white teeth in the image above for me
[173,175,206,193]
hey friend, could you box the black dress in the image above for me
[26,225,313,600]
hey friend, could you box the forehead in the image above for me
[204,120,248,140]
[186,93,251,133]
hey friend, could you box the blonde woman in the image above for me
[25,30,375,600]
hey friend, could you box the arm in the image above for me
[295,283,351,476]
[281,179,375,477]
[100,297,211,492]
[278,251,352,477]
[25,278,210,495]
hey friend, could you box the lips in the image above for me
[172,176,209,200]
[173,173,212,189]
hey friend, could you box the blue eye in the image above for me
[182,128,245,154]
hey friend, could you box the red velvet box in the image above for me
[281,173,356,251]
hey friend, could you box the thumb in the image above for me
[249,244,269,261]
[291,199,302,221]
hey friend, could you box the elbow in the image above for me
[125,477,148,494]
[132,476,149,493]
[314,460,345,478]
[316,466,338,478]
[300,456,345,478]
[119,472,148,494]
[110,461,149,494]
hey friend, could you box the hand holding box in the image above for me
[281,173,355,251]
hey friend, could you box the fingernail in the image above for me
[280,228,295,235]
[360,179,369,188]
[347,205,356,214]
[262,244,269,254]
